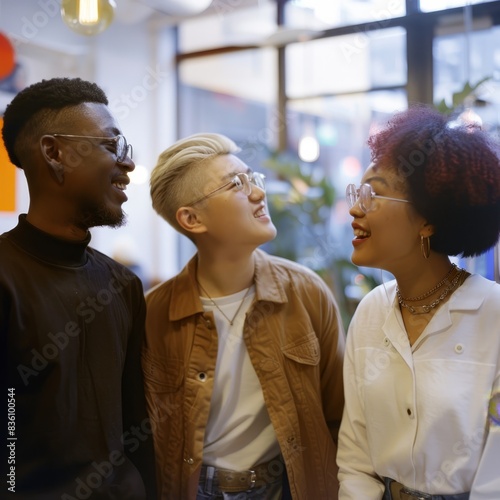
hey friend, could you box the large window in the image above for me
[420,0,496,13]
[175,0,500,321]
[285,0,405,29]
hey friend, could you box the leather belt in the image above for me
[389,480,432,500]
[200,456,283,493]
[384,478,470,500]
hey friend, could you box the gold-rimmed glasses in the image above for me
[187,172,266,207]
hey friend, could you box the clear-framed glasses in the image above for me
[52,133,133,163]
[346,183,410,213]
[187,171,266,207]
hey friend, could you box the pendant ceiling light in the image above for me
[61,0,116,36]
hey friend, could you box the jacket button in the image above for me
[197,372,207,382]
[185,458,194,465]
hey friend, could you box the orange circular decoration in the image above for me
[0,33,15,79]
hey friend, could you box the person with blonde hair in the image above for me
[144,132,345,499]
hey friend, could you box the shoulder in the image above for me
[87,247,144,291]
[356,280,396,309]
[0,232,14,255]
[254,250,342,314]
[348,280,396,328]
[256,248,327,284]
[458,273,500,307]
[145,275,175,304]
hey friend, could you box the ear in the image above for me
[176,206,207,235]
[40,135,65,184]
[420,222,436,238]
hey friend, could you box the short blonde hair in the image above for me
[150,133,240,235]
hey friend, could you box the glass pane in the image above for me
[286,27,406,97]
[285,0,405,29]
[263,91,407,323]
[178,47,278,166]
[420,0,495,12]
[178,0,277,52]
[286,91,408,193]
[434,25,500,136]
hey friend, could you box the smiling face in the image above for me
[185,154,277,249]
[53,103,135,230]
[349,162,427,274]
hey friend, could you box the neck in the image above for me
[26,211,88,241]
[393,254,453,300]
[196,249,256,297]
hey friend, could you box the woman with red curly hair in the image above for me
[337,105,500,500]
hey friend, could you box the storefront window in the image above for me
[420,0,495,12]
[285,0,405,30]
[286,27,406,98]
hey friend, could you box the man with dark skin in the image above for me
[1,77,156,499]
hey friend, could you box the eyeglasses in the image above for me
[187,172,266,207]
[52,134,133,163]
[346,183,410,213]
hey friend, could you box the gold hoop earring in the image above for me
[421,235,431,259]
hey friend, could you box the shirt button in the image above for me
[197,372,207,382]
[383,337,390,347]
[455,343,464,354]
[406,408,414,419]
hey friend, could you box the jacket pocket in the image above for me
[142,350,184,393]
[282,332,320,365]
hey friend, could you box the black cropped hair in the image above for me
[368,105,500,258]
[2,77,108,168]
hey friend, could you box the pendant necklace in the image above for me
[196,279,253,326]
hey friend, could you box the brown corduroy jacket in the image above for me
[142,249,345,499]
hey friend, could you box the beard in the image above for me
[75,199,127,230]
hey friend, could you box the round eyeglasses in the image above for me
[187,172,266,207]
[52,133,133,163]
[346,183,410,213]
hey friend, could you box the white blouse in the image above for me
[338,274,500,500]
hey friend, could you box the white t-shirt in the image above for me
[200,285,281,470]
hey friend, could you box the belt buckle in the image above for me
[400,486,432,500]
[248,469,256,489]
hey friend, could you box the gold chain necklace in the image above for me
[398,264,457,302]
[397,268,466,315]
[196,280,253,326]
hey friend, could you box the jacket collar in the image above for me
[382,273,495,359]
[169,248,288,321]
